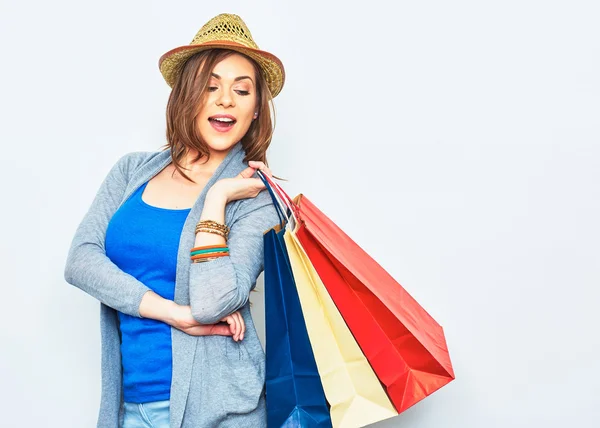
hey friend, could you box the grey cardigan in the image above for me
[64,141,281,427]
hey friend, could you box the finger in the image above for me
[229,315,240,340]
[239,312,246,341]
[189,324,231,336]
[232,311,243,340]
[237,312,244,341]
[238,312,245,341]
[249,161,273,177]
[223,316,236,337]
[248,161,265,169]
[233,312,241,341]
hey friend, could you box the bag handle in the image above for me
[257,170,299,217]
[256,171,287,227]
[256,170,299,229]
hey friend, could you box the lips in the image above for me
[208,114,237,133]
[209,119,236,133]
[209,114,236,122]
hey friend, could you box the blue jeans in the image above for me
[122,400,170,428]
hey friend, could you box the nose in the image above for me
[216,88,235,108]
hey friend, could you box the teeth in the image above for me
[212,117,234,122]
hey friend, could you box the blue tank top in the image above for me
[105,180,191,403]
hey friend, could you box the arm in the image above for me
[188,189,281,324]
[63,152,156,318]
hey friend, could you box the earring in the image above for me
[253,112,258,118]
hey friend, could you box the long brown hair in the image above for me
[160,48,282,184]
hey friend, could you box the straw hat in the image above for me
[158,13,285,98]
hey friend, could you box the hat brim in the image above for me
[158,40,285,98]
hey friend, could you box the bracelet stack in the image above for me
[190,244,230,263]
[195,219,230,240]
[191,219,231,264]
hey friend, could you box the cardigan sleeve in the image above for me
[63,152,152,318]
[188,190,281,324]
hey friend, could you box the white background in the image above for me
[1,1,599,427]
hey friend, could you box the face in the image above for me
[195,53,258,153]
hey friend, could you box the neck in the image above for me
[175,144,235,178]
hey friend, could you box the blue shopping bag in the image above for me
[261,172,332,428]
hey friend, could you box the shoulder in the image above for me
[107,149,167,182]
[114,150,162,173]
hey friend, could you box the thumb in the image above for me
[237,166,257,179]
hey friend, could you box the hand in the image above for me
[166,304,233,337]
[221,311,246,342]
[209,161,274,203]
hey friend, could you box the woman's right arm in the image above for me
[63,153,155,318]
[63,152,241,338]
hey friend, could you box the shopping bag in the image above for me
[263,196,332,427]
[283,229,398,427]
[258,170,455,414]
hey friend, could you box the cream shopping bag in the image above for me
[283,228,398,428]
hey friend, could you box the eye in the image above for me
[207,86,250,96]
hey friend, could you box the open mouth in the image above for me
[208,117,237,131]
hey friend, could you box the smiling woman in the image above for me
[194,53,260,151]
[63,12,286,428]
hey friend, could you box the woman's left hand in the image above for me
[209,161,273,203]
[221,310,246,341]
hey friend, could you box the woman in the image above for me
[64,13,285,428]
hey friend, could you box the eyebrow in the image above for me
[211,72,254,84]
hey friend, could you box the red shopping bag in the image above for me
[260,174,455,414]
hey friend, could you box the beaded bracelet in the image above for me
[195,228,228,240]
[198,219,229,231]
[195,224,228,233]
